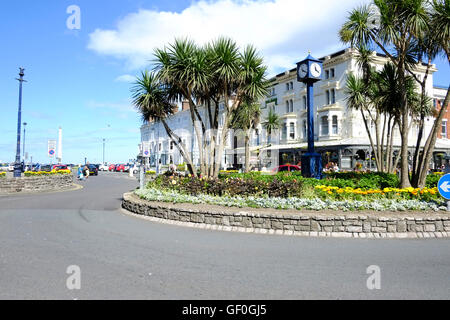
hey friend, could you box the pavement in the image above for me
[0,171,449,300]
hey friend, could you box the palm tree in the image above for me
[153,38,212,176]
[131,71,196,175]
[263,109,281,145]
[211,40,269,177]
[231,101,261,172]
[416,0,450,187]
[339,0,431,188]
[153,37,268,178]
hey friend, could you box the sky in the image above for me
[0,0,448,164]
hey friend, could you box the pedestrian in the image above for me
[78,165,85,181]
[84,165,90,180]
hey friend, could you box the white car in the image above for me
[1,164,14,172]
[99,164,109,171]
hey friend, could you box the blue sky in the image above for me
[0,0,448,164]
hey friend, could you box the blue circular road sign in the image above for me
[437,174,450,200]
[49,150,55,156]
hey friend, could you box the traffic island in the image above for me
[0,174,75,194]
[122,192,450,239]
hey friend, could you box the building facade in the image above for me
[140,48,450,171]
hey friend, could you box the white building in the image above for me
[140,48,450,171]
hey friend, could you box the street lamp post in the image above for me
[14,68,26,178]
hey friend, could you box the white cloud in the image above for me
[88,0,369,76]
[115,74,136,83]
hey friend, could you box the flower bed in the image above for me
[140,172,446,212]
[314,185,439,201]
[135,188,446,212]
[0,172,6,178]
[24,170,71,177]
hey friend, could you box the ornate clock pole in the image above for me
[296,53,323,179]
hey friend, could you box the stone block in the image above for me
[346,226,362,233]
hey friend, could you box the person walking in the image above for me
[77,165,85,181]
[84,165,90,180]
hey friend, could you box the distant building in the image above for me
[140,48,450,171]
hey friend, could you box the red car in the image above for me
[273,164,301,173]
[115,164,126,172]
[109,164,116,172]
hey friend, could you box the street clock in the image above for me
[296,53,323,83]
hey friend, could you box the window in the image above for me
[282,124,287,140]
[286,83,290,91]
[290,82,294,90]
[442,120,448,138]
[332,115,338,134]
[303,120,307,139]
[331,89,336,104]
[325,70,330,79]
[326,90,330,105]
[159,143,162,151]
[303,96,307,109]
[289,123,295,139]
[331,68,335,78]
[286,100,293,113]
[170,141,174,150]
[321,116,329,135]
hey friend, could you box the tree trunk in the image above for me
[214,113,231,178]
[360,108,380,171]
[417,86,450,187]
[244,129,251,173]
[398,57,412,188]
[161,119,196,177]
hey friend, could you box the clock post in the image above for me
[296,53,323,179]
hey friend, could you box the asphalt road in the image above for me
[0,172,449,300]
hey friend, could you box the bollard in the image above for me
[140,164,145,190]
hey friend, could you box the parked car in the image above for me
[38,165,53,172]
[115,164,127,172]
[273,164,301,173]
[99,164,109,171]
[87,164,99,176]
[108,164,116,172]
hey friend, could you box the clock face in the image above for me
[298,63,308,78]
[310,63,322,78]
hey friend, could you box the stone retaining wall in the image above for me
[122,193,450,239]
[0,174,74,194]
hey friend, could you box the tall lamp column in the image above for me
[14,68,26,178]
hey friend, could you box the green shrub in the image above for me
[426,174,441,188]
